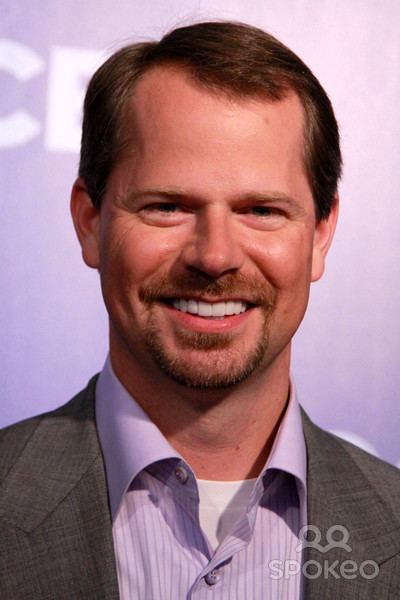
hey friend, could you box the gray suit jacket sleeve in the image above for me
[0,377,399,599]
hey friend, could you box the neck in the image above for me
[110,344,291,481]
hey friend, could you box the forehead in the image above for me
[112,66,311,205]
[127,65,305,153]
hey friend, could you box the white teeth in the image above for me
[172,299,248,317]
[226,301,235,315]
[211,303,226,317]
[198,301,212,317]
[187,299,198,314]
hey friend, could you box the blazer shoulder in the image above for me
[303,411,400,513]
[0,375,99,483]
[0,375,119,598]
[333,429,400,508]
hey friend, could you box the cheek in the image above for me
[250,233,313,291]
[100,220,182,289]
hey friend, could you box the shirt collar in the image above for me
[267,379,307,486]
[96,356,307,521]
[266,379,307,524]
[95,356,181,519]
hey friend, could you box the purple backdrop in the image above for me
[1,0,399,467]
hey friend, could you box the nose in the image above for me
[180,206,245,278]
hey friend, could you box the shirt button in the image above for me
[205,570,219,586]
[174,465,188,484]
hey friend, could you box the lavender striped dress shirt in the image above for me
[96,357,307,599]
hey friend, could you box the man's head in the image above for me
[72,22,340,391]
[79,21,341,221]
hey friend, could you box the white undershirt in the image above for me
[197,478,257,550]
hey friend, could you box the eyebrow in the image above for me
[120,187,307,216]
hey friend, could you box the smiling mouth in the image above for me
[164,298,251,318]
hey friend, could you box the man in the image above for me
[1,21,399,600]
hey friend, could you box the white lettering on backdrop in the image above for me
[0,39,101,151]
[0,39,44,147]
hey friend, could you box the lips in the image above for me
[171,298,248,317]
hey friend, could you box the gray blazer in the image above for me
[0,376,399,599]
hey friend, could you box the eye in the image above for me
[146,202,180,213]
[139,201,191,227]
[238,205,286,230]
[243,205,283,219]
[249,206,276,217]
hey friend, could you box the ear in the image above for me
[70,178,101,268]
[311,194,339,282]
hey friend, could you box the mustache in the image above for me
[139,272,276,308]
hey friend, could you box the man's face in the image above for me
[73,67,337,390]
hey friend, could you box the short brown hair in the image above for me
[79,21,341,220]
